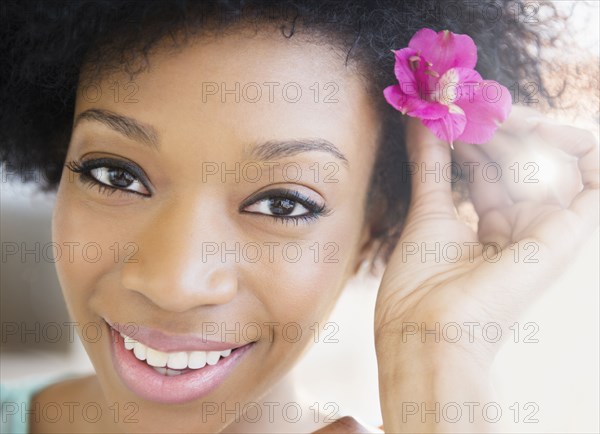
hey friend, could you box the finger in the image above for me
[453,142,513,217]
[534,121,598,169]
[539,122,597,210]
[496,104,545,138]
[530,121,599,223]
[479,129,598,292]
[453,142,514,247]
[404,118,456,220]
[476,209,513,247]
[469,120,598,303]
[565,129,600,229]
[481,116,584,207]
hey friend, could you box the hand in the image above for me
[373,105,598,431]
[375,105,598,360]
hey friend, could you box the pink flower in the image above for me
[383,28,512,147]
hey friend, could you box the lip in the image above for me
[107,323,255,404]
[106,318,247,352]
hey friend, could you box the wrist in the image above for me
[375,319,497,370]
[376,339,496,432]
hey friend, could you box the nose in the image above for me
[120,197,239,312]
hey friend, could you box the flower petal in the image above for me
[384,85,448,120]
[383,84,409,112]
[436,67,478,105]
[409,28,478,75]
[453,73,513,144]
[405,99,449,120]
[422,110,467,144]
[391,47,419,87]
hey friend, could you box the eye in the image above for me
[89,167,146,194]
[245,196,310,217]
[240,188,329,224]
[66,157,151,197]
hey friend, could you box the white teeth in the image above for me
[153,367,183,376]
[121,331,235,370]
[167,352,189,370]
[124,339,136,351]
[188,351,207,369]
[206,351,221,366]
[133,342,147,361]
[120,332,137,350]
[146,347,169,367]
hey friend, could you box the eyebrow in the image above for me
[74,109,160,149]
[74,109,349,166]
[246,139,349,167]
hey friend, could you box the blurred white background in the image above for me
[1,1,598,432]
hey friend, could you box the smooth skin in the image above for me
[36,24,599,433]
[377,108,599,432]
[45,27,378,434]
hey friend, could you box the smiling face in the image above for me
[52,25,380,432]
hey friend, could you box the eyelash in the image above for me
[240,189,330,226]
[65,159,330,225]
[65,158,151,197]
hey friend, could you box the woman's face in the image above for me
[52,27,379,432]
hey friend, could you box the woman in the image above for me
[1,1,597,432]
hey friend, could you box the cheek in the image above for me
[51,177,130,321]
[236,246,345,378]
[248,209,364,358]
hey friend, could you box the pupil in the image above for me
[108,169,134,188]
[269,198,295,215]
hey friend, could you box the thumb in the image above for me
[404,117,456,220]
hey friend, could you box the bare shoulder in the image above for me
[312,416,384,433]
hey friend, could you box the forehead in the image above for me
[74,27,379,163]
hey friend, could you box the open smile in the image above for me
[106,320,255,404]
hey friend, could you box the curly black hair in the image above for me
[0,0,573,267]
